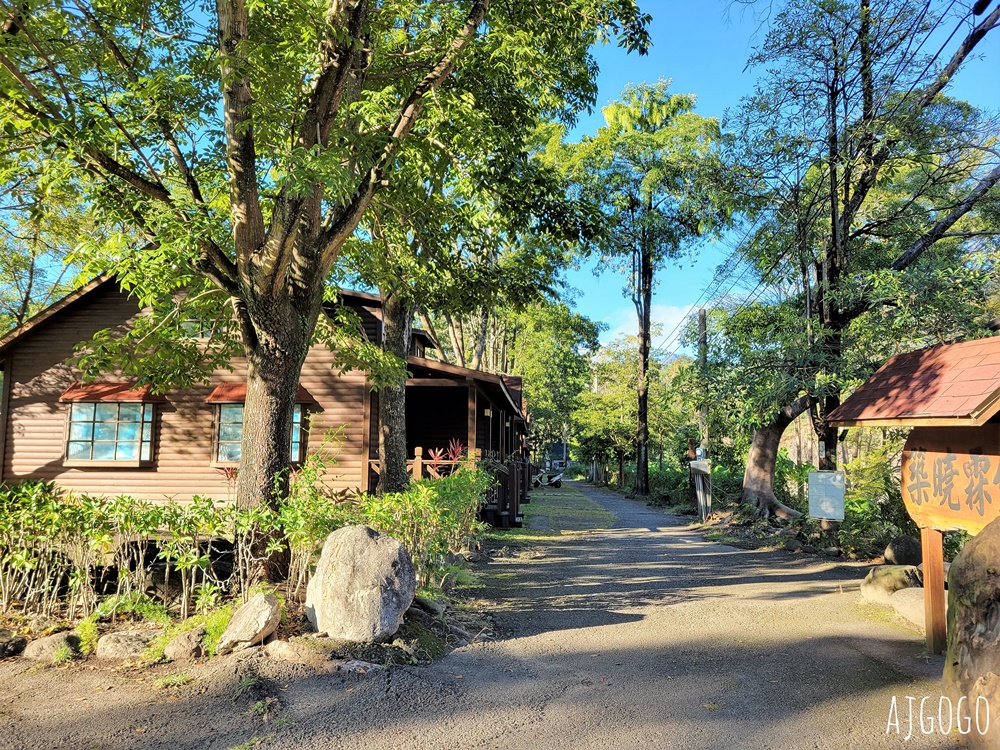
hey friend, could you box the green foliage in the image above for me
[51,643,75,666]
[354,467,493,586]
[837,437,918,559]
[1,460,491,617]
[155,673,194,689]
[75,615,99,656]
[98,592,172,628]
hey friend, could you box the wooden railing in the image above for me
[366,446,530,529]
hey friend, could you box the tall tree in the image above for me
[0,0,650,575]
[728,0,1000,516]
[558,80,734,495]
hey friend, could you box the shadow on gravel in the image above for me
[7,628,937,750]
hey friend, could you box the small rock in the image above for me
[860,565,923,606]
[821,547,842,557]
[164,627,206,662]
[801,544,819,554]
[885,535,922,566]
[264,638,335,668]
[338,659,381,674]
[217,593,281,655]
[889,587,937,627]
[96,630,159,661]
[23,632,80,663]
[0,629,27,658]
[784,539,803,552]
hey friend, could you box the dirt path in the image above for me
[0,482,962,749]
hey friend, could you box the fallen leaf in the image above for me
[345,688,354,693]
[135,728,146,734]
[454,675,464,679]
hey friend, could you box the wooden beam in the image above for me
[921,527,947,655]
[467,381,477,455]
[405,378,464,386]
[829,416,981,428]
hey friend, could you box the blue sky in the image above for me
[566,0,1000,352]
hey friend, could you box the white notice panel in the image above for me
[808,471,846,521]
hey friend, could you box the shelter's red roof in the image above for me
[59,382,165,402]
[205,382,315,403]
[827,336,1000,425]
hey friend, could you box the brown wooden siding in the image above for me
[3,284,368,501]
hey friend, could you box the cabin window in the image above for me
[214,403,304,464]
[66,402,155,463]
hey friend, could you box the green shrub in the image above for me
[75,614,100,656]
[355,466,492,586]
[1,457,493,617]
[838,442,917,558]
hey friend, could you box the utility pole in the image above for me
[698,308,709,458]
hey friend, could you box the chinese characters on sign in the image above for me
[902,450,1000,535]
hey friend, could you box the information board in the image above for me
[808,470,846,521]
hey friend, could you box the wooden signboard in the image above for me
[901,425,1000,535]
[900,425,1000,653]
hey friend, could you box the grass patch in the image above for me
[51,643,75,665]
[98,592,172,627]
[141,603,234,663]
[520,485,614,533]
[155,672,193,689]
[228,735,275,750]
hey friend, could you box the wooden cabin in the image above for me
[0,277,529,526]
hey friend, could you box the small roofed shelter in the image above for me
[828,335,1000,653]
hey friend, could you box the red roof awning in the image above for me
[59,382,165,402]
[205,382,315,404]
[828,336,1000,426]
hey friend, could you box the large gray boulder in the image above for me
[217,593,280,655]
[96,630,159,660]
[945,516,1000,749]
[884,535,922,566]
[23,632,80,663]
[306,525,416,643]
[860,565,923,606]
[0,629,26,658]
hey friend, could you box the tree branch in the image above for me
[892,162,1000,270]
[216,0,266,263]
[317,0,491,273]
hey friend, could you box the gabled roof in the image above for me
[828,336,1000,427]
[0,275,113,357]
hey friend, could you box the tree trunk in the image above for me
[617,451,625,489]
[634,245,653,495]
[443,311,466,367]
[470,307,489,371]
[741,394,814,519]
[378,290,414,493]
[237,295,320,582]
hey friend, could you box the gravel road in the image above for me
[0,482,964,749]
